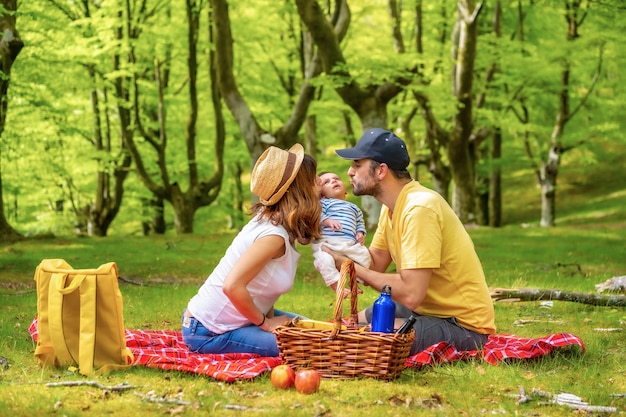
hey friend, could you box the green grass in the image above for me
[1,142,625,415]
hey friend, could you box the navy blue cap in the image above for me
[335,128,410,170]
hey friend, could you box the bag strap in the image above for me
[80,265,134,375]
[34,262,58,367]
[77,274,97,376]
[48,272,82,366]
[41,260,116,276]
[55,273,87,294]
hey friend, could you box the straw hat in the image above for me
[251,143,304,206]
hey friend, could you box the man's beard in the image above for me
[352,178,381,197]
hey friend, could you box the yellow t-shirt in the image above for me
[371,181,495,335]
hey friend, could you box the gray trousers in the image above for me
[364,301,489,355]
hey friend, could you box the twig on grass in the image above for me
[118,275,144,286]
[224,404,268,411]
[46,380,136,391]
[134,391,191,406]
[516,386,531,404]
[514,387,619,413]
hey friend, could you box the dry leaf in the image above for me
[388,394,405,406]
[167,405,186,415]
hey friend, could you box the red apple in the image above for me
[294,368,321,394]
[270,364,296,390]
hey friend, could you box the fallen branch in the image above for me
[46,381,136,391]
[512,387,618,412]
[134,391,191,406]
[530,388,617,413]
[491,288,626,307]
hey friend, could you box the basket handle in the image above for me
[330,260,359,337]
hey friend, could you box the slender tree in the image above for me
[474,0,503,227]
[0,0,23,242]
[535,1,602,227]
[509,0,604,227]
[442,0,483,223]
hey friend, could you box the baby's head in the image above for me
[319,172,347,200]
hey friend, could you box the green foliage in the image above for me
[3,0,626,235]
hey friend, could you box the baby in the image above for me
[312,172,372,294]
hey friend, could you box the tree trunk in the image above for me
[539,146,559,227]
[0,0,23,242]
[0,169,21,242]
[151,197,166,234]
[476,140,489,226]
[448,1,482,224]
[413,91,451,201]
[430,166,451,201]
[85,65,132,237]
[171,185,195,234]
[477,1,502,228]
[305,114,317,155]
[489,127,502,227]
[227,162,244,231]
[142,197,165,236]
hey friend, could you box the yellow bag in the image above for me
[34,259,133,375]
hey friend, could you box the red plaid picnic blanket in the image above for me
[405,333,585,368]
[28,318,584,382]
[28,318,280,382]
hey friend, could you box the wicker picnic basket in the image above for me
[274,261,415,380]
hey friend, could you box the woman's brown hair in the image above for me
[250,154,321,245]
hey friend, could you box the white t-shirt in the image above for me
[187,214,300,334]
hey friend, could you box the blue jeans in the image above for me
[181,309,300,357]
[364,302,489,355]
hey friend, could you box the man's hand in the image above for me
[330,281,363,298]
[321,245,349,270]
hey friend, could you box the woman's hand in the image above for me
[261,314,290,332]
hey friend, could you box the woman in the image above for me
[182,144,321,357]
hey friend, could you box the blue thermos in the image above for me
[371,285,395,333]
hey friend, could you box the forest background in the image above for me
[0,0,625,240]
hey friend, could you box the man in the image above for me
[330,128,495,354]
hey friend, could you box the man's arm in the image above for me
[353,261,431,310]
[326,246,431,310]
